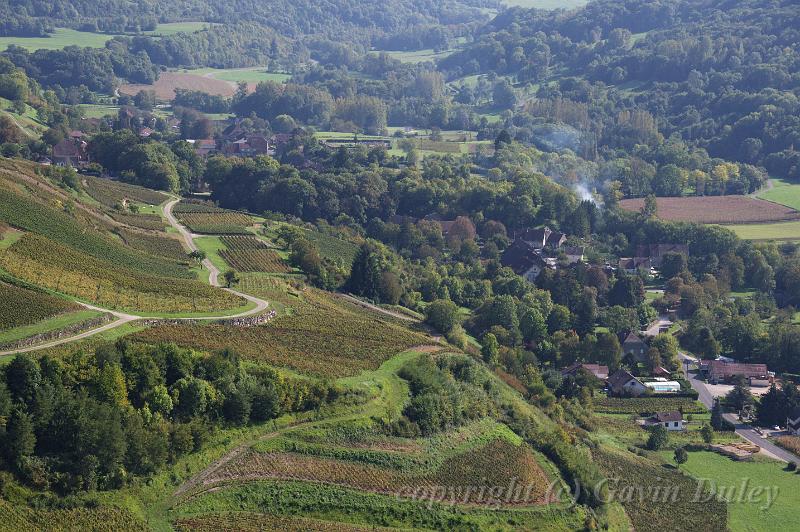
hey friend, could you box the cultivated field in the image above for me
[619,196,800,224]
[120,72,239,99]
[132,286,428,377]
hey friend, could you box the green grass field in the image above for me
[175,67,291,85]
[0,308,104,345]
[193,236,230,276]
[757,178,800,211]
[0,23,211,52]
[676,451,800,532]
[723,220,800,241]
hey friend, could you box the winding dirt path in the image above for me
[337,293,419,322]
[1,199,269,356]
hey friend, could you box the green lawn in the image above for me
[142,22,214,36]
[723,220,800,241]
[378,48,456,64]
[676,451,800,532]
[757,178,800,211]
[193,236,230,273]
[77,104,120,119]
[0,309,104,345]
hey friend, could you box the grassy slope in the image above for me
[0,308,103,344]
[756,178,800,211]
[724,220,800,241]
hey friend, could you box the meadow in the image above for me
[757,178,800,210]
[676,451,800,532]
[0,22,211,52]
[724,220,800,241]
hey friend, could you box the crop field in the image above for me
[593,446,726,531]
[171,479,585,531]
[725,220,800,241]
[295,228,359,269]
[207,436,552,506]
[0,308,103,346]
[676,451,800,532]
[120,72,239,100]
[0,280,80,329]
[116,228,187,261]
[173,200,227,213]
[179,212,253,234]
[174,513,395,531]
[0,233,242,314]
[132,287,428,376]
[109,212,166,231]
[218,236,290,273]
[595,396,707,415]
[82,176,167,208]
[773,435,800,458]
[0,500,146,531]
[619,196,800,224]
[0,185,190,279]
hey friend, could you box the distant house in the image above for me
[643,378,681,394]
[621,332,648,363]
[501,239,552,282]
[607,369,647,397]
[651,366,671,378]
[515,226,566,250]
[787,408,800,435]
[636,244,689,268]
[645,411,685,431]
[561,363,609,380]
[700,360,770,385]
[190,138,217,157]
[68,130,86,140]
[52,138,88,167]
[138,127,154,138]
[563,246,585,264]
[618,257,652,274]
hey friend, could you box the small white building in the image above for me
[645,411,685,431]
[644,378,681,394]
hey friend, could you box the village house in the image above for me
[515,226,567,250]
[190,138,217,157]
[636,243,689,268]
[700,360,770,385]
[618,257,652,274]
[651,366,671,378]
[607,369,647,397]
[562,246,585,264]
[561,363,609,380]
[52,138,89,167]
[500,239,553,282]
[644,411,685,431]
[620,332,648,363]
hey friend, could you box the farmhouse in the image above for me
[561,363,609,380]
[700,360,770,385]
[644,411,685,431]
[636,243,689,267]
[190,138,217,157]
[562,246,585,264]
[607,369,647,397]
[643,378,681,394]
[52,138,89,167]
[618,257,652,274]
[501,239,553,282]
[620,332,648,363]
[515,226,567,250]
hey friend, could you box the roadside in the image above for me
[679,352,794,463]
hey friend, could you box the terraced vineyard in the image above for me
[207,427,553,506]
[109,212,166,231]
[0,500,147,532]
[179,212,253,234]
[0,233,242,313]
[133,287,428,376]
[218,236,291,272]
[174,513,395,532]
[116,228,188,261]
[0,279,80,329]
[595,396,707,415]
[82,176,168,208]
